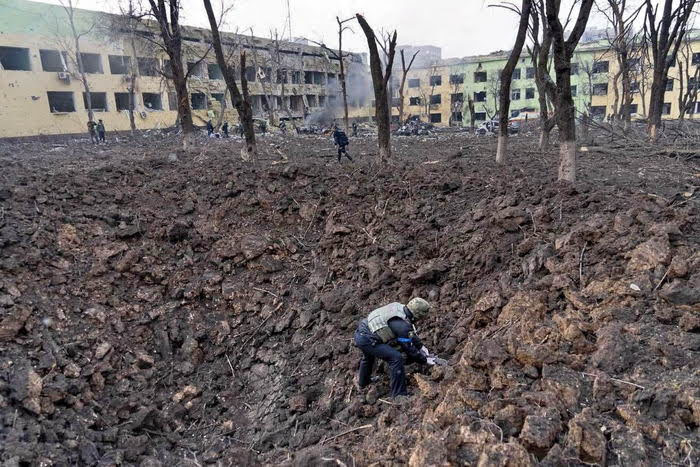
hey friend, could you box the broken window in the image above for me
[290,95,303,111]
[80,53,102,73]
[630,81,640,92]
[318,95,326,107]
[260,67,272,83]
[430,113,442,123]
[526,67,535,79]
[143,93,163,110]
[590,105,607,120]
[451,93,463,104]
[108,55,131,74]
[327,73,337,87]
[693,53,700,65]
[408,78,420,88]
[511,89,520,100]
[666,79,674,91]
[211,93,225,105]
[168,92,177,111]
[430,94,441,105]
[245,66,256,82]
[187,61,205,78]
[138,57,159,76]
[570,63,579,75]
[114,92,134,111]
[191,93,207,110]
[525,88,535,99]
[474,71,487,83]
[662,102,672,115]
[207,63,223,80]
[47,91,75,112]
[277,69,287,84]
[314,71,325,85]
[473,112,486,121]
[306,95,318,107]
[451,112,462,122]
[688,102,698,114]
[409,96,421,106]
[592,61,609,73]
[40,49,67,72]
[0,46,31,70]
[82,92,107,111]
[592,83,608,96]
[291,71,301,84]
[474,91,486,102]
[512,68,521,80]
[304,71,313,84]
[449,74,464,85]
[571,85,577,96]
[622,103,638,114]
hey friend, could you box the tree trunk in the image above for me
[73,34,93,122]
[539,129,549,149]
[558,140,576,182]
[337,24,350,133]
[171,58,194,135]
[356,14,396,162]
[647,69,665,139]
[128,37,138,134]
[497,0,532,164]
[467,96,476,131]
[202,0,256,157]
[399,82,405,124]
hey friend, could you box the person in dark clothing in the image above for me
[96,119,106,143]
[222,121,229,138]
[206,120,214,137]
[332,126,352,162]
[354,298,434,399]
[352,122,358,137]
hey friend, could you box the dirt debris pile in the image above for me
[0,135,698,465]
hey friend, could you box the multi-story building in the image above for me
[0,0,368,138]
[388,34,700,128]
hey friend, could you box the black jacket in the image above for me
[356,314,427,364]
[333,129,349,146]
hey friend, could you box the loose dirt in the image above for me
[0,131,698,466]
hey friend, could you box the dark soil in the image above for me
[0,131,699,466]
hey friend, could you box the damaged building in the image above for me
[0,0,370,138]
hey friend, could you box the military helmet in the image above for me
[406,297,431,320]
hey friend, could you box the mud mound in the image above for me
[0,135,699,466]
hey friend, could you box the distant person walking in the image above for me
[96,119,106,143]
[87,120,98,144]
[352,122,358,137]
[206,120,214,137]
[332,125,352,162]
[222,121,229,138]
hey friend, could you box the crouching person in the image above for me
[353,298,435,401]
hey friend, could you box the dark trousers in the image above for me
[98,131,105,142]
[355,336,407,397]
[337,145,352,162]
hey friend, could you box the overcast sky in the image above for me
[35,0,617,58]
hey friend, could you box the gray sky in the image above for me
[36,0,613,58]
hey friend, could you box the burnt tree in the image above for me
[495,0,533,164]
[202,0,256,157]
[147,0,194,138]
[398,49,419,124]
[546,0,595,182]
[356,14,397,161]
[528,0,557,149]
[644,0,696,140]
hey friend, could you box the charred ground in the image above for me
[0,132,699,466]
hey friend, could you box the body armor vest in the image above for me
[367,302,407,343]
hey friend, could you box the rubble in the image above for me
[0,132,698,465]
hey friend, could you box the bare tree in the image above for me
[202,0,256,157]
[398,49,420,124]
[676,35,700,120]
[546,0,595,182]
[644,0,697,140]
[56,0,96,123]
[493,0,533,164]
[147,0,194,140]
[356,14,397,161]
[110,0,143,133]
[599,0,644,132]
[467,95,476,130]
[527,0,557,149]
[418,63,441,121]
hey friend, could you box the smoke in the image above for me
[304,57,371,127]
